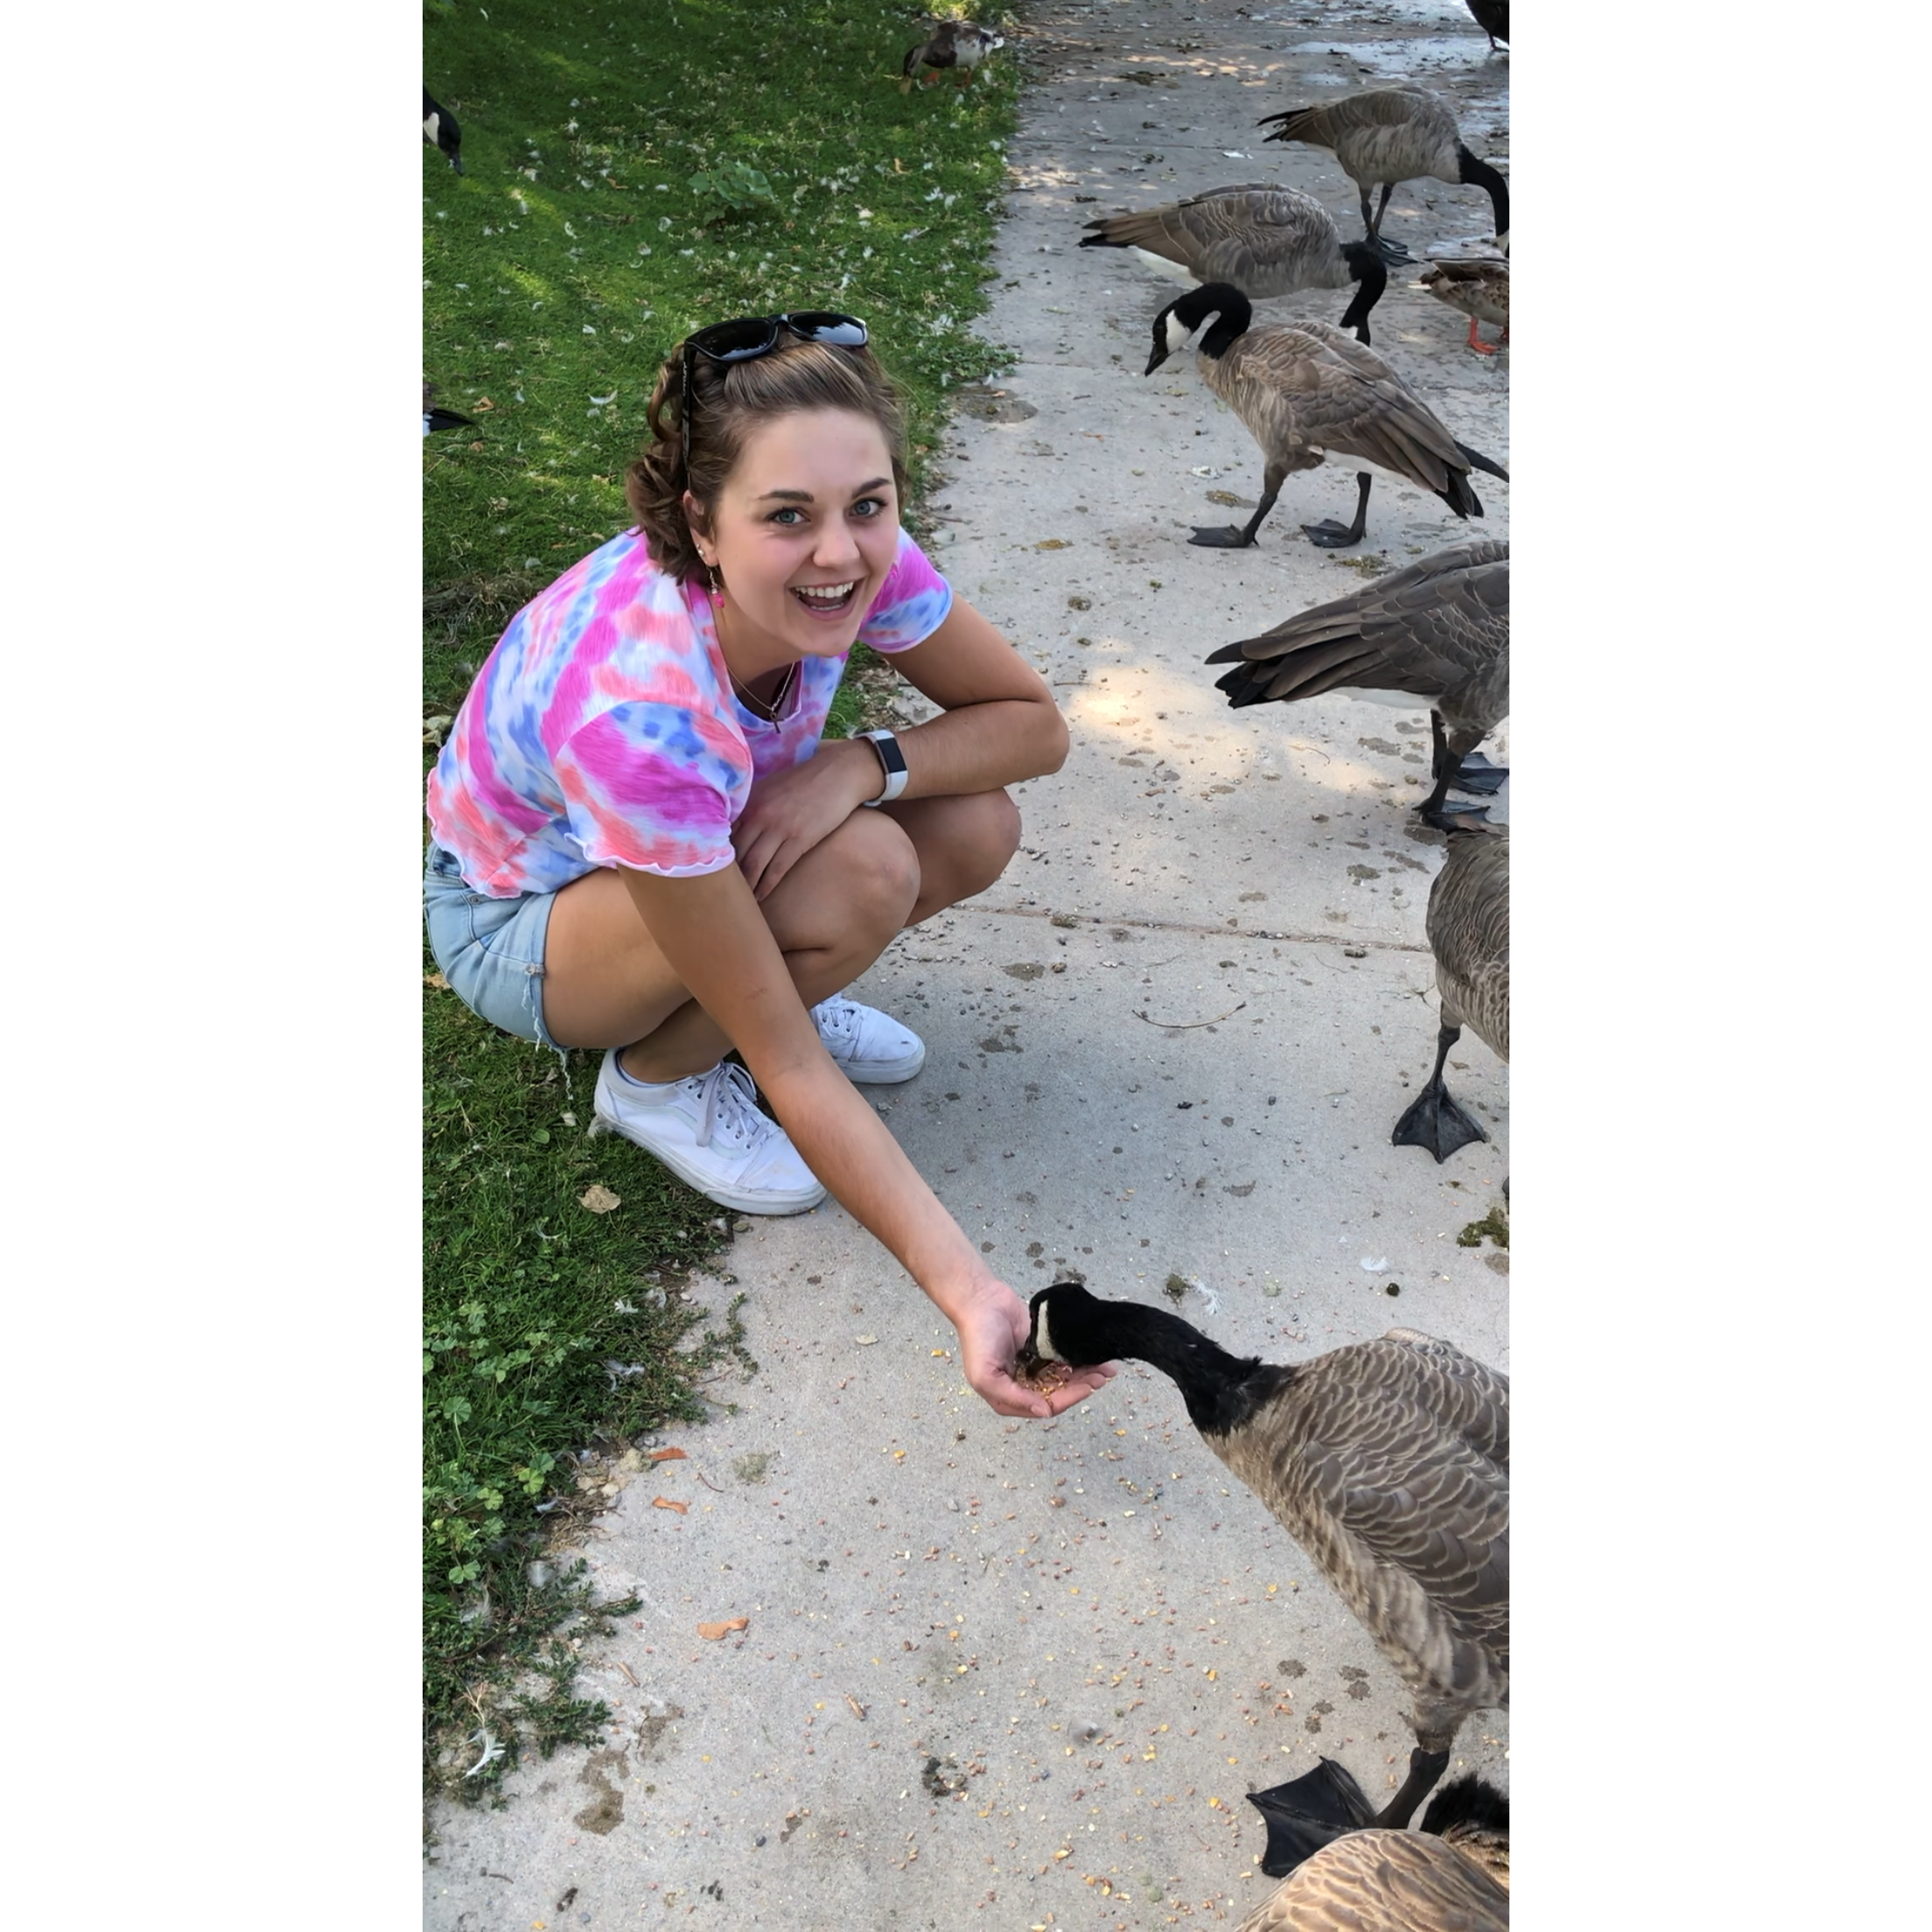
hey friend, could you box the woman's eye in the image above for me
[769,507,805,526]
[851,496,886,518]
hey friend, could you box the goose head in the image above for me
[1021,1280,1265,1435]
[1144,282,1253,374]
[1018,1280,1108,1374]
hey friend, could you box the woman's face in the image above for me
[692,408,901,662]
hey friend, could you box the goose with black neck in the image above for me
[1144,283,1508,550]
[1018,1280,1508,1831]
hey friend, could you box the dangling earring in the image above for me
[707,560,723,598]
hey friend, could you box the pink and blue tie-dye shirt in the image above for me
[426,526,953,897]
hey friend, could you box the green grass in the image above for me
[422,0,1021,1810]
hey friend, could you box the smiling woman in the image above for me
[424,314,1107,1424]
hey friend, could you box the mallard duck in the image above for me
[901,19,1004,90]
[424,88,464,176]
[1018,1284,1508,1830]
[1241,1766,1508,1923]
[1394,821,1508,1164]
[1420,257,1509,355]
[1464,0,1510,54]
[1207,541,1508,828]
[1143,282,1508,550]
[1257,86,1508,262]
[1079,186,1387,340]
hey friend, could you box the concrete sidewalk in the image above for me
[427,3,1508,1924]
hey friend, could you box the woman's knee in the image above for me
[794,808,921,943]
[952,789,1022,894]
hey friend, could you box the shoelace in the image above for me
[690,1060,769,1152]
[812,996,860,1046]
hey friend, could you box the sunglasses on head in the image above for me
[679,312,871,472]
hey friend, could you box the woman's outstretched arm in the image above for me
[619,858,1113,1420]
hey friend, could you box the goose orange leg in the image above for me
[1466,317,1498,356]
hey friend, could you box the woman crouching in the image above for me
[425,312,1108,1422]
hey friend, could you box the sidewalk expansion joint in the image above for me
[966,903,1431,954]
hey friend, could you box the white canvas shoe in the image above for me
[810,993,927,1083]
[591,1054,825,1215]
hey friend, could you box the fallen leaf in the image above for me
[1034,537,1072,550]
[579,1184,622,1213]
[697,1616,749,1641]
[844,1694,868,1720]
[424,970,449,990]
[648,1446,689,1462]
[652,1496,690,1515]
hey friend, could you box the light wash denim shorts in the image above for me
[424,844,560,1049]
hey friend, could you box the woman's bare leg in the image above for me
[541,789,1019,1079]
[883,788,1021,926]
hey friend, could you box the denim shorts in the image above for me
[424,844,560,1049]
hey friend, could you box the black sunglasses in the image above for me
[679,312,871,472]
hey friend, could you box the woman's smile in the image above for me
[789,578,861,618]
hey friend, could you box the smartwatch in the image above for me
[859,728,909,806]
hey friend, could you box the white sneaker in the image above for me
[811,993,927,1083]
[591,1054,826,1216]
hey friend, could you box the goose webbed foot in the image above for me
[1303,472,1373,550]
[1452,752,1508,795]
[1393,1075,1488,1162]
[1466,317,1498,355]
[1371,1746,1453,1830]
[1189,523,1260,549]
[1419,801,1492,831]
[1303,519,1365,549]
[1369,233,1412,264]
[1247,1759,1376,1880]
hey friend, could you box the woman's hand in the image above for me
[950,1282,1116,1420]
[733,738,882,900]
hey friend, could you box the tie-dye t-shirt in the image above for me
[426,526,953,897]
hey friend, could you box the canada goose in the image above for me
[424,88,465,176]
[423,381,475,437]
[1420,256,1509,356]
[1257,87,1508,262]
[1079,186,1388,340]
[1018,1284,1508,1829]
[1206,541,1508,829]
[1395,822,1508,1164]
[1241,1768,1508,1926]
[1144,283,1508,550]
[1465,0,1510,54]
[901,19,1004,90]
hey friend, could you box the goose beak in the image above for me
[1144,342,1169,376]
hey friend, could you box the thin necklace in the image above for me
[733,658,797,724]
[715,595,798,723]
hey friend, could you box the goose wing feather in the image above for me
[1220,544,1507,705]
[1236,1831,1509,1932]
[1427,831,1509,1060]
[1264,86,1461,183]
[1088,187,1343,294]
[1216,323,1470,495]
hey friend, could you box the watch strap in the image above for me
[859,729,909,806]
